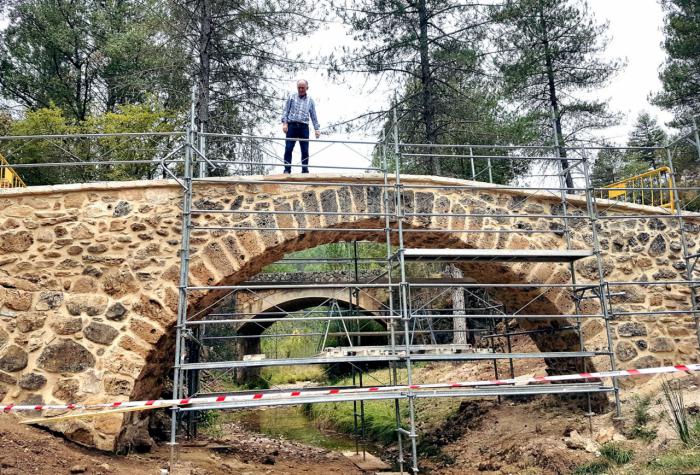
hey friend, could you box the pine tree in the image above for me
[626,112,668,169]
[654,0,700,117]
[168,0,314,134]
[378,76,534,184]
[336,0,488,175]
[591,146,625,189]
[492,0,621,189]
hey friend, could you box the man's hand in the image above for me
[315,130,321,139]
[282,123,288,134]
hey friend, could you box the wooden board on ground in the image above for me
[341,450,390,471]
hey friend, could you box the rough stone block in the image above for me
[129,319,164,345]
[615,341,637,362]
[617,322,647,337]
[84,322,119,345]
[65,295,108,316]
[38,340,95,373]
[19,372,47,391]
[0,230,33,252]
[16,312,46,333]
[649,337,675,353]
[0,345,28,372]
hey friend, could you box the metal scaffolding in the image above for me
[163,114,700,474]
[2,112,700,474]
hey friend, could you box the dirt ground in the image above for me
[0,414,363,475]
[1,334,698,475]
[1,381,699,475]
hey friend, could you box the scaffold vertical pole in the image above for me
[665,147,700,348]
[170,86,197,469]
[393,105,420,475]
[692,116,700,163]
[199,123,207,178]
[580,154,622,416]
[381,126,405,473]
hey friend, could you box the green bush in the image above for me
[199,410,224,438]
[600,442,633,465]
[633,395,653,426]
[2,102,177,186]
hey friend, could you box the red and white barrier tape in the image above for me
[2,363,697,413]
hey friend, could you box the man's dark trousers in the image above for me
[283,122,310,174]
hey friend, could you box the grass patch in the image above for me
[572,460,610,475]
[692,416,700,444]
[310,399,401,444]
[628,394,657,442]
[307,366,463,446]
[633,395,653,427]
[662,379,693,445]
[308,369,402,444]
[646,448,700,474]
[199,410,224,438]
[630,424,658,442]
[261,365,326,385]
[600,442,633,465]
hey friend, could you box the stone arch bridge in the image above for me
[226,275,387,359]
[0,174,698,450]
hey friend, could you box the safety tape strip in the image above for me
[2,363,697,413]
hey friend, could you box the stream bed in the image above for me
[228,405,375,453]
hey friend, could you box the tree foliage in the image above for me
[336,0,488,175]
[625,112,668,169]
[591,112,668,189]
[491,0,621,188]
[168,0,314,133]
[1,102,178,185]
[654,0,700,117]
[381,78,535,184]
[0,111,10,136]
[0,0,188,121]
[591,146,626,188]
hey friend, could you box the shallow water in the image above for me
[229,405,367,452]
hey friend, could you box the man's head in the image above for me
[297,79,309,96]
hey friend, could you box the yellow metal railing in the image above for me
[600,166,674,211]
[0,153,26,188]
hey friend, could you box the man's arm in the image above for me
[281,95,291,133]
[309,99,320,138]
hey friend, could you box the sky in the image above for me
[280,0,673,171]
[0,1,676,174]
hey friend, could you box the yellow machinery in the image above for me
[601,166,675,212]
[0,152,26,188]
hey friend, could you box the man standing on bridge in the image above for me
[281,79,320,174]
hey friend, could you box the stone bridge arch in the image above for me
[233,286,385,331]
[229,286,386,356]
[0,174,698,450]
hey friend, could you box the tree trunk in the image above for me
[445,264,468,345]
[418,0,440,176]
[539,5,574,190]
[197,0,212,132]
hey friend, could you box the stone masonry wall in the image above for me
[0,174,698,451]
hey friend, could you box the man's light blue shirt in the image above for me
[281,93,320,130]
